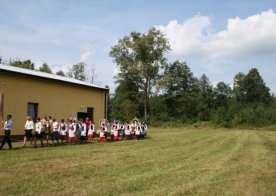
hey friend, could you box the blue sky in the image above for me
[1,0,276,94]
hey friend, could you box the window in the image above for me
[27,103,38,121]
[87,107,94,122]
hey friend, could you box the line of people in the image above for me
[21,116,148,147]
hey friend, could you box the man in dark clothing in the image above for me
[0,114,13,150]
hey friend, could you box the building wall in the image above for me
[0,72,107,136]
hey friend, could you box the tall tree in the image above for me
[67,62,88,81]
[39,62,52,74]
[9,59,35,70]
[110,27,170,120]
[197,74,214,120]
[235,68,272,105]
[213,82,232,108]
[158,61,199,120]
[110,77,141,121]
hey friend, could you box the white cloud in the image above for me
[157,9,276,61]
[80,50,93,62]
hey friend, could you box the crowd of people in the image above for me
[0,115,148,149]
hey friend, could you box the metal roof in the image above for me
[0,64,109,91]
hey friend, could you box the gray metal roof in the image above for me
[0,64,109,91]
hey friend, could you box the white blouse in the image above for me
[25,120,34,130]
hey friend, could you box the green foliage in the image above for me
[211,107,233,127]
[39,62,52,73]
[110,27,170,119]
[233,68,272,105]
[56,70,65,76]
[9,59,35,70]
[67,62,88,81]
[197,74,214,121]
[109,77,141,122]
[109,28,275,128]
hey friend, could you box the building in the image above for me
[0,64,109,137]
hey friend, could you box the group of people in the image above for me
[0,114,148,149]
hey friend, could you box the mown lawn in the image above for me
[0,128,275,195]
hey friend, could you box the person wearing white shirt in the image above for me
[135,125,141,140]
[22,116,34,147]
[124,124,131,140]
[0,114,13,150]
[51,118,60,145]
[68,119,77,144]
[59,119,68,144]
[87,121,95,140]
[79,119,87,144]
[34,118,44,147]
[98,123,107,142]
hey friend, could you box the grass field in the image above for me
[0,128,275,195]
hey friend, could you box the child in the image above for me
[113,124,119,141]
[125,124,131,140]
[87,121,95,140]
[68,119,77,144]
[79,119,87,144]
[98,122,107,142]
[135,124,141,140]
[59,119,68,144]
[51,118,60,145]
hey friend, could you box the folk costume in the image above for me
[124,124,131,140]
[98,124,107,142]
[79,122,87,143]
[87,123,95,140]
[59,121,68,143]
[51,120,60,143]
[69,121,77,144]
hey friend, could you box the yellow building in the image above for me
[0,64,109,137]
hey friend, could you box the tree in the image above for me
[56,70,65,76]
[197,74,214,120]
[233,68,271,105]
[158,61,199,120]
[110,77,141,121]
[39,62,52,74]
[159,61,196,95]
[9,59,35,70]
[67,62,88,81]
[110,27,170,120]
[213,82,232,108]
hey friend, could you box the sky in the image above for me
[0,0,276,94]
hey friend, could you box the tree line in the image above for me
[0,58,90,82]
[1,27,275,127]
[109,28,276,127]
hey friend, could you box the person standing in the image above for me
[68,119,77,144]
[0,114,13,150]
[59,119,68,144]
[22,116,34,147]
[34,117,44,147]
[51,118,60,145]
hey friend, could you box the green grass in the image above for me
[0,128,275,195]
